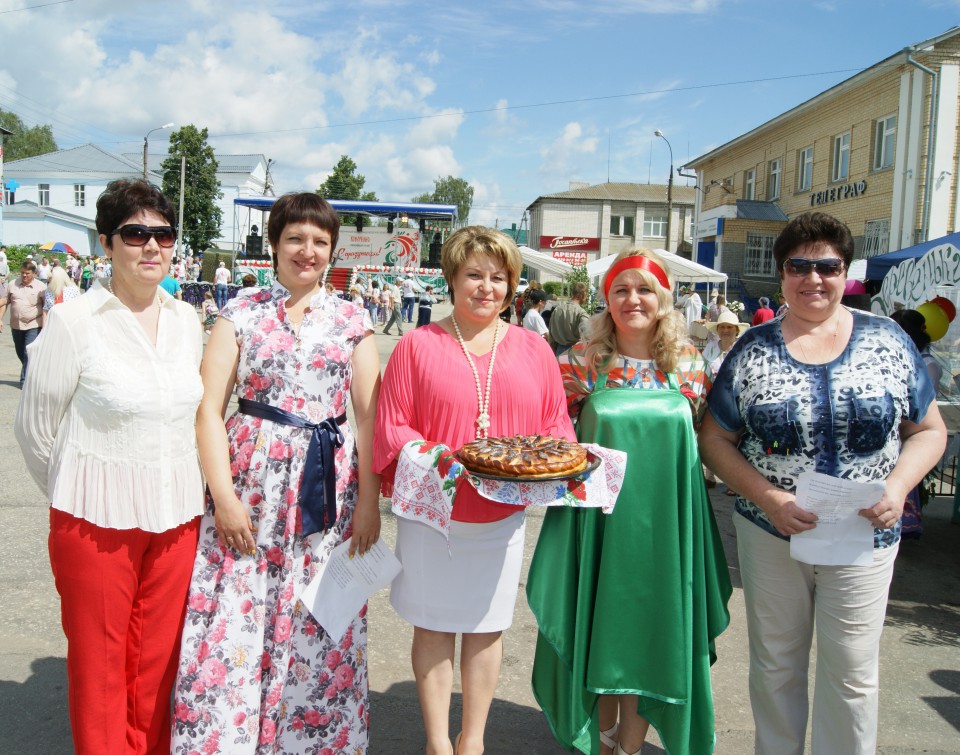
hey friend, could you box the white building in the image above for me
[1,144,269,255]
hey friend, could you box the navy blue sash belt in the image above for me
[238,398,346,537]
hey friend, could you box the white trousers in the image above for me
[734,514,898,755]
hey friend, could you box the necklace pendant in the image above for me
[476,412,490,431]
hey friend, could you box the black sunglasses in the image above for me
[112,224,177,248]
[783,257,845,277]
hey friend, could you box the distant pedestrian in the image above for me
[214,260,230,309]
[38,256,51,283]
[417,284,435,327]
[80,258,94,291]
[548,281,590,355]
[1,260,46,386]
[201,290,218,334]
[382,281,404,335]
[401,274,416,322]
[160,274,182,300]
[522,288,549,338]
[751,296,775,325]
[42,266,82,326]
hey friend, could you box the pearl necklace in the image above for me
[452,315,502,439]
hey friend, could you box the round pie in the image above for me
[458,435,588,478]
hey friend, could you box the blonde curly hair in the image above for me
[583,247,689,374]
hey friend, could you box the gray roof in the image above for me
[736,200,788,221]
[5,144,146,178]
[128,152,265,175]
[529,182,696,208]
[3,200,98,229]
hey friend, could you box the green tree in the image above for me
[565,265,597,313]
[160,125,222,254]
[0,109,58,161]
[412,175,474,226]
[316,155,377,226]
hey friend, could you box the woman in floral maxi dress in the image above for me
[172,193,382,754]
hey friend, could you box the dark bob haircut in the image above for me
[267,193,340,269]
[95,179,176,238]
[773,211,854,274]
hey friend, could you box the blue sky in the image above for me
[2,0,958,228]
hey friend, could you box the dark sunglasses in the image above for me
[783,257,845,277]
[112,224,177,248]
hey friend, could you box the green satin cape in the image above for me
[527,376,732,755]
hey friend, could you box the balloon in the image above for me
[844,279,867,295]
[917,301,950,341]
[932,296,956,322]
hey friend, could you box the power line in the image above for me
[207,67,865,140]
[0,0,74,14]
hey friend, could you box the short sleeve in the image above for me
[706,338,747,433]
[372,334,424,482]
[559,345,594,422]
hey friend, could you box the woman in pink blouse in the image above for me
[374,226,576,755]
[15,179,203,754]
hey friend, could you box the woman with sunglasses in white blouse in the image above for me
[699,212,946,754]
[15,178,204,755]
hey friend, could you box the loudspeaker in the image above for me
[356,216,364,232]
[245,234,264,257]
[387,220,394,234]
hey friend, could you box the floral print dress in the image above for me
[172,283,374,754]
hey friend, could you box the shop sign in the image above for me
[552,250,588,265]
[539,235,600,251]
[810,180,867,207]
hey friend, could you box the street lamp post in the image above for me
[143,123,174,180]
[654,129,674,253]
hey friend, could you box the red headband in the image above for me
[604,256,671,300]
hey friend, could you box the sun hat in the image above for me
[705,309,749,335]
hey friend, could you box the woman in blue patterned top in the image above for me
[699,212,946,755]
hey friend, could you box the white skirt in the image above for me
[390,511,526,633]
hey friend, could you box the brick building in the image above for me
[684,26,960,301]
[525,181,696,269]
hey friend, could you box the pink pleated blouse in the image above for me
[374,323,576,523]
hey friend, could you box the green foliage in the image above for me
[0,109,58,161]
[543,281,564,297]
[316,155,378,225]
[565,265,597,313]
[160,125,222,255]
[412,175,474,226]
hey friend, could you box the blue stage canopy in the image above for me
[234,196,458,221]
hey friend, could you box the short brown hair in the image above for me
[441,226,522,307]
[96,179,176,238]
[773,212,854,274]
[267,193,340,269]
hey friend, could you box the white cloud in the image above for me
[539,122,599,180]
[405,108,465,147]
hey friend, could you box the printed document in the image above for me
[789,471,882,566]
[301,539,402,641]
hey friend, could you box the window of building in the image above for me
[744,168,755,200]
[38,183,50,206]
[873,114,896,171]
[609,214,635,237]
[832,132,850,182]
[3,188,14,205]
[863,219,891,258]
[74,184,85,207]
[642,213,666,238]
[768,159,781,200]
[797,147,813,192]
[744,232,777,276]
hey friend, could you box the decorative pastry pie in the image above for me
[458,435,588,478]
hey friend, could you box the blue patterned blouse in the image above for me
[707,308,935,548]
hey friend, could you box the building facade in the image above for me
[685,26,960,300]
[1,144,269,255]
[525,181,696,269]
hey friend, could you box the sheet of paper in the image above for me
[789,471,883,567]
[301,539,402,641]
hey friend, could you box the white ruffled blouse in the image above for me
[15,279,205,532]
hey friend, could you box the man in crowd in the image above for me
[547,282,590,356]
[401,275,416,323]
[0,260,46,387]
[522,288,549,339]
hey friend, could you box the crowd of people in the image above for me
[6,181,948,755]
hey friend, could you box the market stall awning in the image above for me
[518,246,575,277]
[585,249,727,284]
[865,231,960,280]
[234,196,458,220]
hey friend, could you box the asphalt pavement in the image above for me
[0,301,958,753]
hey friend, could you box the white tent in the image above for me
[585,249,727,285]
[518,246,575,277]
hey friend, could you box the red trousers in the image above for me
[49,508,200,755]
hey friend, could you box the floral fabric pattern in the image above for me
[172,283,374,754]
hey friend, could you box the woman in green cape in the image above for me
[527,247,732,755]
